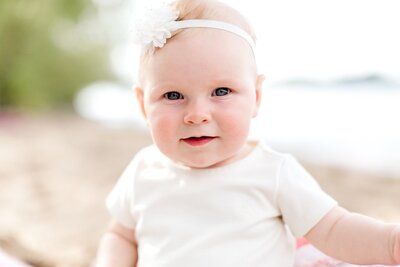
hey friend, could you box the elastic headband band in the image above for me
[133,4,256,56]
[170,19,256,53]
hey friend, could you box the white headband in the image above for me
[133,4,256,54]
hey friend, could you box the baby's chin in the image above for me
[176,160,219,169]
[178,156,233,169]
[168,155,219,169]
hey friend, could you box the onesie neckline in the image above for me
[165,139,263,175]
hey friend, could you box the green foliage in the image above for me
[0,0,113,110]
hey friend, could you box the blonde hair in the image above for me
[137,0,256,85]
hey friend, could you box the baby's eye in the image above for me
[164,91,183,100]
[212,87,231,96]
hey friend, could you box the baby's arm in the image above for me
[305,206,400,265]
[95,220,138,267]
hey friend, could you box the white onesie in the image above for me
[106,140,337,267]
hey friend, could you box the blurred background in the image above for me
[1,0,399,266]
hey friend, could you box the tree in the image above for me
[0,0,113,110]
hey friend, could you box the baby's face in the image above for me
[137,29,263,168]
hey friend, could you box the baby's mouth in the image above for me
[181,136,216,146]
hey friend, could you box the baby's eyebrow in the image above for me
[206,78,232,87]
[150,82,178,92]
[209,77,244,89]
[211,77,233,83]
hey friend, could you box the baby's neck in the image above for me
[203,140,257,169]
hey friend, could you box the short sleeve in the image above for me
[275,155,337,237]
[106,156,139,229]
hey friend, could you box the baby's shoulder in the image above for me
[255,140,293,164]
[253,140,310,178]
[131,144,170,168]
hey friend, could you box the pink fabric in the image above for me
[296,237,310,249]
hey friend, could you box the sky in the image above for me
[97,0,400,85]
[229,0,400,83]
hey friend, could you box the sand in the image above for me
[0,111,399,267]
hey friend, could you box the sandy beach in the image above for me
[0,111,399,267]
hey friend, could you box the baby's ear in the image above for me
[135,86,147,118]
[253,74,265,117]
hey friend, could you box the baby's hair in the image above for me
[172,0,256,40]
[136,0,257,85]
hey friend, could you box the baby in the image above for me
[95,0,400,266]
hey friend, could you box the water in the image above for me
[252,83,400,177]
[75,80,400,177]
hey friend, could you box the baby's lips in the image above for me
[181,136,216,146]
[186,136,209,139]
[182,135,216,140]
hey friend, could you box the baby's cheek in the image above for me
[149,115,176,147]
[225,111,251,135]
[220,114,251,153]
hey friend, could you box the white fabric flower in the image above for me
[133,4,179,49]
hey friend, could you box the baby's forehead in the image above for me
[143,34,257,92]
[144,29,256,78]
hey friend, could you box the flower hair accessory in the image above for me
[133,3,256,54]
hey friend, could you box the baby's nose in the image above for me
[183,104,211,125]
